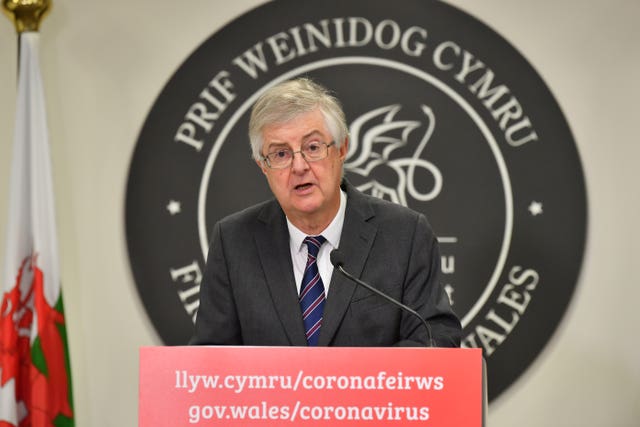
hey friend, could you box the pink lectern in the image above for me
[139,346,486,426]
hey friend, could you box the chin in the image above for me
[291,199,323,214]
[294,204,322,215]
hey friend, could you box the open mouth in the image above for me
[295,183,313,191]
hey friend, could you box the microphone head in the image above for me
[330,249,344,267]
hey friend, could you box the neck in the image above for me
[288,211,334,236]
[287,198,340,236]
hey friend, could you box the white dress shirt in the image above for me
[287,190,347,296]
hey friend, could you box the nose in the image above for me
[290,150,309,173]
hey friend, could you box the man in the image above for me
[192,78,461,347]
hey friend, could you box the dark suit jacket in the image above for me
[192,180,461,347]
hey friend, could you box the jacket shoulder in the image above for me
[217,198,281,230]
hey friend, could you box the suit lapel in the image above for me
[318,183,377,346]
[254,201,308,346]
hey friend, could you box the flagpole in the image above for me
[3,0,51,74]
[2,0,51,33]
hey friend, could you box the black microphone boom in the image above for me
[330,250,437,347]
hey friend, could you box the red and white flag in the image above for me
[0,32,74,427]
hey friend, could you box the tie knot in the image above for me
[304,235,326,257]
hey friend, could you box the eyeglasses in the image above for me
[261,141,335,169]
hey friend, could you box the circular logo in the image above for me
[126,0,587,402]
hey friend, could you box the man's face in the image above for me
[257,108,348,231]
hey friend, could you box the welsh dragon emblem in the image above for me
[345,104,442,206]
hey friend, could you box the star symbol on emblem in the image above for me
[528,201,543,216]
[166,200,181,215]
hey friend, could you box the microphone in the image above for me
[330,250,437,347]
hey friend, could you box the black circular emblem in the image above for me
[126,0,587,402]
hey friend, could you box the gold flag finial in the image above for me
[3,0,51,33]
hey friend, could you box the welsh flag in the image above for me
[0,33,74,427]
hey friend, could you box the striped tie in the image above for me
[299,235,327,346]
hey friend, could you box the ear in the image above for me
[256,159,268,175]
[338,137,349,161]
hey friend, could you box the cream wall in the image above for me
[0,1,638,425]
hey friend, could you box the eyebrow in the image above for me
[265,130,325,149]
[265,143,289,152]
[302,130,324,141]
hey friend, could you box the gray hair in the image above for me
[249,78,349,161]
